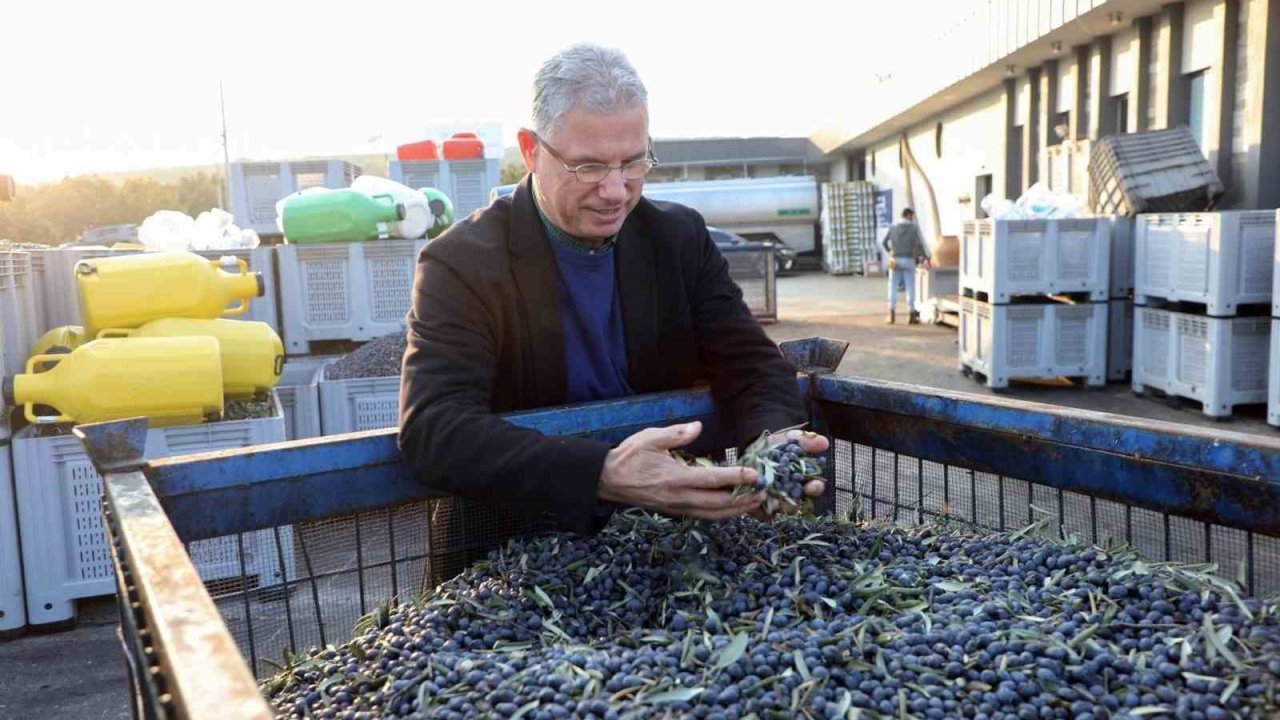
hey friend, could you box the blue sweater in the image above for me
[537,204,633,404]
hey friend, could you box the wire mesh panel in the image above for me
[830,438,1280,598]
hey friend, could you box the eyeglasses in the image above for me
[534,134,658,184]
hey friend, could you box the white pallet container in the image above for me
[277,239,426,355]
[11,396,293,625]
[27,249,48,337]
[389,158,501,220]
[0,252,41,376]
[0,444,26,633]
[1108,300,1134,382]
[1109,216,1135,298]
[960,217,1111,302]
[1269,319,1280,427]
[318,372,400,435]
[1132,307,1270,418]
[958,298,1107,389]
[193,246,280,334]
[229,160,362,236]
[913,266,960,308]
[278,358,327,440]
[1135,211,1275,315]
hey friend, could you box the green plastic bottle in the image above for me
[421,187,455,239]
[281,189,407,244]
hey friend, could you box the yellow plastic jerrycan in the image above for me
[4,336,225,427]
[75,251,264,335]
[29,325,90,359]
[97,319,284,399]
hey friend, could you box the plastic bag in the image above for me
[137,211,197,252]
[980,194,1022,220]
[137,208,259,252]
[981,184,1083,221]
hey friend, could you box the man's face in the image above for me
[518,105,649,241]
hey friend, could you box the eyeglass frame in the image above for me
[533,133,659,184]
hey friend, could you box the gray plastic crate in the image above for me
[959,297,1108,389]
[1088,127,1224,215]
[277,239,426,356]
[318,372,400,435]
[960,218,1111,302]
[0,443,24,632]
[229,160,361,236]
[277,359,327,440]
[1108,299,1134,382]
[0,252,41,375]
[1135,211,1275,315]
[1133,307,1270,417]
[389,158,501,220]
[1109,216,1135,299]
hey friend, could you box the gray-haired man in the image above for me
[398,44,827,571]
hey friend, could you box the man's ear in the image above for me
[517,129,539,174]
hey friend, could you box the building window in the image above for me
[705,165,746,181]
[1053,111,1071,144]
[1188,70,1207,152]
[935,123,944,158]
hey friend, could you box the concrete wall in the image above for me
[865,89,1006,244]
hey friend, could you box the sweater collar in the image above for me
[532,182,617,255]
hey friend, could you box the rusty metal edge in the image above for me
[104,468,274,720]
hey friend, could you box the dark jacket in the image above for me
[882,221,929,259]
[397,175,805,536]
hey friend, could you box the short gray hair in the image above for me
[532,43,648,139]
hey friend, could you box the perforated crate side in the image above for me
[960,218,1109,302]
[0,252,40,376]
[0,446,25,632]
[1133,306,1174,394]
[962,300,1106,388]
[1135,211,1275,315]
[27,249,49,337]
[389,160,443,192]
[318,375,401,436]
[277,360,327,440]
[11,398,287,625]
[1269,319,1280,427]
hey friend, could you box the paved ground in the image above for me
[1,270,1273,719]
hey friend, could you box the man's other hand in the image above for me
[599,421,762,520]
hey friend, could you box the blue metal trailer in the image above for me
[81,339,1280,719]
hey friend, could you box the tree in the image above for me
[500,159,527,186]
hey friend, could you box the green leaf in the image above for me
[834,689,853,717]
[1203,617,1246,671]
[532,586,556,610]
[713,632,750,671]
[761,606,775,640]
[1220,676,1240,704]
[1129,707,1173,716]
[794,649,812,682]
[933,581,972,592]
[644,687,704,704]
[582,566,603,586]
[511,700,540,719]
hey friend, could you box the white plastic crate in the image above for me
[1132,307,1270,417]
[958,298,1107,389]
[960,218,1110,302]
[193,246,280,334]
[913,266,959,308]
[27,249,48,337]
[229,160,361,236]
[1109,216,1135,298]
[0,445,26,633]
[11,397,292,626]
[1135,211,1275,315]
[278,359,327,440]
[389,158,501,220]
[278,239,427,355]
[1108,300,1134,382]
[1269,319,1280,427]
[318,373,400,435]
[0,252,41,375]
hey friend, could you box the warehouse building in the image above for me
[812,0,1280,244]
[648,137,828,183]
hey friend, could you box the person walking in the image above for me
[881,207,930,324]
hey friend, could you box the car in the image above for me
[708,225,796,275]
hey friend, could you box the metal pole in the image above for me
[220,81,232,211]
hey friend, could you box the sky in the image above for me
[0,0,974,183]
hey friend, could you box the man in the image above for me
[881,207,931,324]
[398,43,827,553]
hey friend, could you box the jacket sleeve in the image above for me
[397,254,611,536]
[687,224,807,448]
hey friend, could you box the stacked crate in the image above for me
[958,218,1111,390]
[1132,212,1274,419]
[1107,217,1136,382]
[1267,212,1280,428]
[819,182,876,275]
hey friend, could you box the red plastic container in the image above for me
[442,135,484,160]
[451,132,479,139]
[397,140,439,161]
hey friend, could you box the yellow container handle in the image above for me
[95,328,133,339]
[218,257,252,317]
[22,353,73,424]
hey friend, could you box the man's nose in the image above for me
[597,169,628,203]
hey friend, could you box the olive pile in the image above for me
[264,513,1280,719]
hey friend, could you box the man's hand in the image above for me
[599,421,763,520]
[749,429,830,518]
